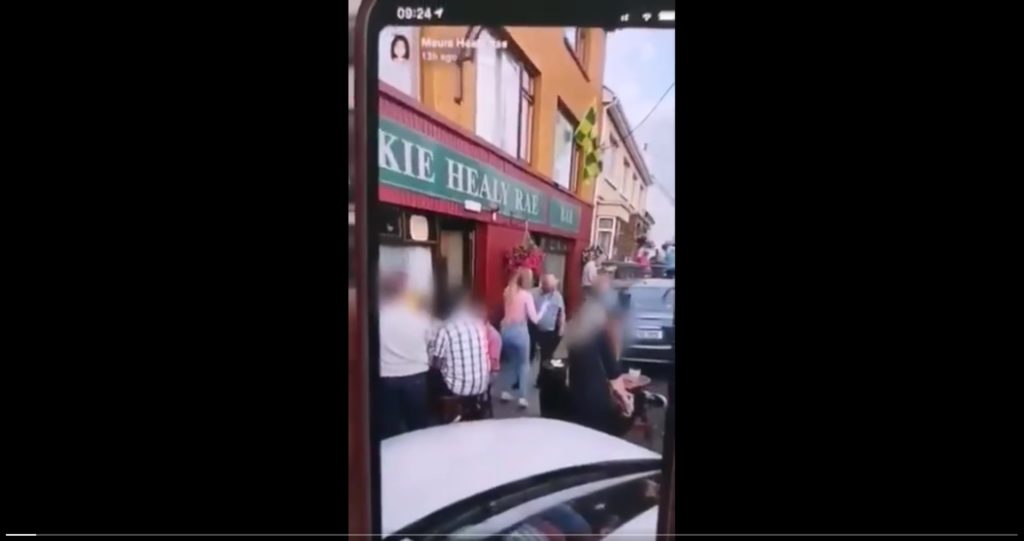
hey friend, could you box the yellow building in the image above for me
[379,25,606,204]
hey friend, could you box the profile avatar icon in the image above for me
[390,35,410,62]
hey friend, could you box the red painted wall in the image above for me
[476,215,591,321]
[378,84,595,319]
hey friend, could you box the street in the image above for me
[490,357,671,455]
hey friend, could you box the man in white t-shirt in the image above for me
[582,254,603,297]
[378,272,433,438]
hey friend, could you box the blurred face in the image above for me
[542,275,556,292]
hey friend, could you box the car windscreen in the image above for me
[624,287,673,312]
[467,471,663,539]
[385,459,662,540]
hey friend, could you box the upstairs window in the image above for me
[552,107,579,191]
[475,30,534,162]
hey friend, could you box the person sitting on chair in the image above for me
[429,287,492,420]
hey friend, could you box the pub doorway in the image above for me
[438,217,475,303]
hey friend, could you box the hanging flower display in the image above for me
[505,230,544,275]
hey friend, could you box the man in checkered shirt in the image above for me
[430,288,491,397]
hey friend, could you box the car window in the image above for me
[625,287,673,311]
[461,472,662,540]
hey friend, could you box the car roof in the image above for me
[623,279,674,288]
[381,418,660,536]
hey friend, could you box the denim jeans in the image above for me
[499,322,531,400]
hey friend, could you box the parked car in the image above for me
[604,262,674,287]
[382,418,664,540]
[617,278,675,365]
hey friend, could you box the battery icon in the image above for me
[658,10,675,21]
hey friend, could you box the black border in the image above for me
[7,0,1016,536]
[8,1,351,534]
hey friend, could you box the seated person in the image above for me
[429,288,493,419]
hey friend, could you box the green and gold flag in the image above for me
[574,102,602,185]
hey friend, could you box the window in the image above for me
[378,27,418,97]
[597,231,613,256]
[542,252,566,292]
[622,160,631,195]
[553,108,578,190]
[596,216,616,257]
[461,472,662,538]
[475,30,534,162]
[563,27,587,67]
[608,137,620,186]
[379,245,434,301]
[624,286,674,312]
[378,206,403,239]
[563,28,577,51]
[638,183,647,208]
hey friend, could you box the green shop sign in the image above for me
[379,118,580,233]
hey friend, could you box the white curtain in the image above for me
[474,33,498,146]
[476,32,522,158]
[498,53,521,157]
[380,245,434,299]
[552,112,574,189]
[379,27,416,96]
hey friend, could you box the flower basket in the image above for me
[505,234,544,276]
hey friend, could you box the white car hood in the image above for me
[381,418,660,536]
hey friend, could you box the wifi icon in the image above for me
[642,12,652,21]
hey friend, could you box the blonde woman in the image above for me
[497,268,542,408]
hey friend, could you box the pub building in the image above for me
[377,83,592,318]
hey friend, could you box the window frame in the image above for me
[553,103,580,192]
[475,28,536,164]
[608,136,620,188]
[516,60,535,163]
[562,27,588,77]
[596,216,617,258]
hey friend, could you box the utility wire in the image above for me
[602,82,675,152]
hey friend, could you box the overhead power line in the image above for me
[602,82,675,152]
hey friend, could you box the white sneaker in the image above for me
[518,398,529,408]
[500,391,514,402]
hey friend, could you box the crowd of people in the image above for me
[581,240,676,284]
[376,264,648,440]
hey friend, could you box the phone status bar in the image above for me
[387,4,676,29]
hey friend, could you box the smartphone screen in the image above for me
[354,1,676,537]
